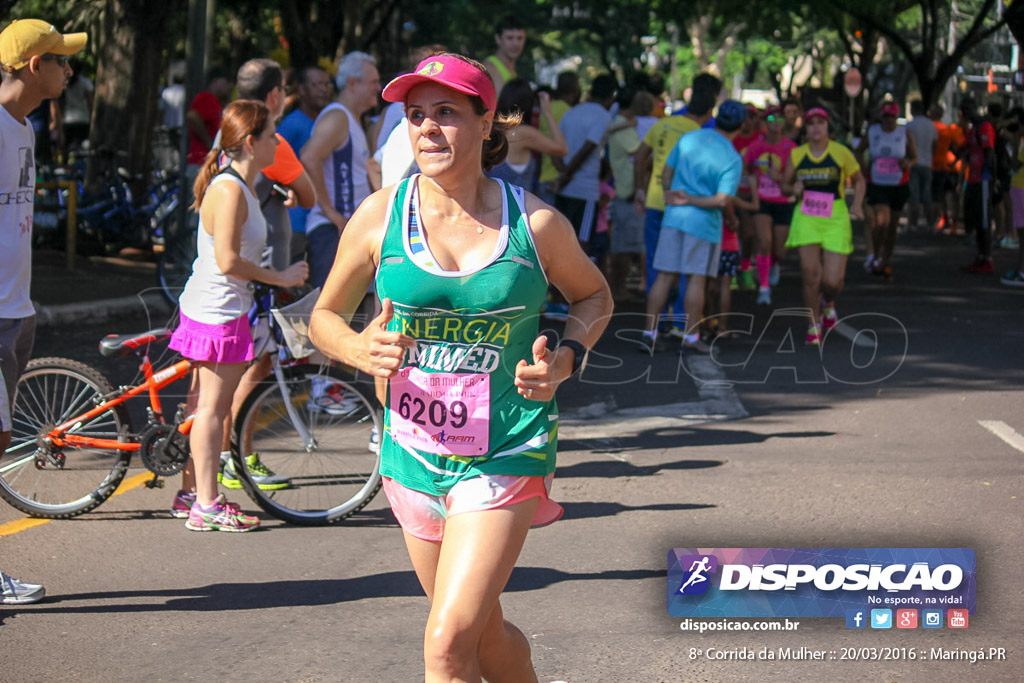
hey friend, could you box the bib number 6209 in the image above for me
[397,392,468,429]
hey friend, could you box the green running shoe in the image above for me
[220,453,290,491]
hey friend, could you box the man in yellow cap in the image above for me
[0,18,86,606]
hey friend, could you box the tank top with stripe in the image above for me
[375,175,557,495]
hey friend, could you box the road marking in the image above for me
[833,321,877,349]
[978,420,1024,453]
[0,471,153,538]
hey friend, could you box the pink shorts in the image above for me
[382,473,564,542]
[169,312,254,364]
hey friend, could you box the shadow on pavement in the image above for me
[0,566,665,616]
[561,428,836,455]
[560,501,715,520]
[557,459,724,479]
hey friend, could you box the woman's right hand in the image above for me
[538,91,552,115]
[277,261,309,288]
[360,298,415,378]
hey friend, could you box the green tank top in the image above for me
[486,55,515,85]
[375,176,557,495]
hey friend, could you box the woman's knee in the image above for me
[423,614,481,674]
[822,277,844,298]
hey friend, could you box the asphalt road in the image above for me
[1,230,1022,682]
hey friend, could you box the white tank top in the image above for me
[179,172,267,324]
[305,102,371,233]
[868,123,908,186]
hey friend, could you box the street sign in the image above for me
[844,68,862,98]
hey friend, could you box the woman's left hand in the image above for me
[514,335,569,402]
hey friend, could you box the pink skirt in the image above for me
[169,312,254,364]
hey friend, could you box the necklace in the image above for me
[477,226,484,234]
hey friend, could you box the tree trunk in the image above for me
[87,0,180,196]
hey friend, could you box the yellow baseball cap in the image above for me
[0,19,87,72]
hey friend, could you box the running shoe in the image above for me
[769,263,781,286]
[962,258,994,274]
[307,378,362,415]
[541,302,570,321]
[1001,270,1024,287]
[864,255,876,273]
[185,494,261,532]
[170,489,197,518]
[220,453,290,491]
[821,301,838,331]
[369,425,380,454]
[0,572,45,605]
[806,324,822,346]
[998,236,1020,249]
[667,325,687,339]
[756,287,771,306]
[737,268,756,291]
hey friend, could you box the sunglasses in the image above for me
[40,54,69,67]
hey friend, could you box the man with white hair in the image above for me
[300,51,380,288]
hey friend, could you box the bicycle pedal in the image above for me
[143,477,166,489]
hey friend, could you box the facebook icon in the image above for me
[845,609,867,629]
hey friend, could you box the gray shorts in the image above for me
[652,228,720,277]
[610,198,645,254]
[0,315,36,432]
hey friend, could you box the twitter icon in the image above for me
[870,609,892,629]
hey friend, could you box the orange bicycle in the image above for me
[0,290,382,523]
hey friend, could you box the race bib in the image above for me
[875,157,902,175]
[389,367,489,456]
[801,190,834,218]
[758,173,783,199]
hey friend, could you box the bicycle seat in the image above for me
[99,328,174,358]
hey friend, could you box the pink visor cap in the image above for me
[804,107,829,122]
[382,55,497,112]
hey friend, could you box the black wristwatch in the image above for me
[558,339,588,376]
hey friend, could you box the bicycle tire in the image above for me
[231,364,382,525]
[155,217,196,307]
[0,358,132,518]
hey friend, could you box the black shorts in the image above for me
[554,194,596,243]
[866,183,910,211]
[757,201,794,226]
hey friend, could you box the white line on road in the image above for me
[978,420,1024,454]
[832,321,877,349]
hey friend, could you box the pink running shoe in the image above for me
[185,494,261,532]
[170,490,196,519]
[821,301,838,331]
[806,324,822,346]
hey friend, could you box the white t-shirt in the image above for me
[179,173,267,324]
[161,84,186,129]
[377,116,417,188]
[305,102,371,233]
[375,101,405,151]
[906,116,937,169]
[558,102,611,201]
[0,104,37,319]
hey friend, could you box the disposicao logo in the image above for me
[667,548,976,619]
[419,61,444,76]
[675,555,718,595]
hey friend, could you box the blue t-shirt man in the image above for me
[661,127,743,243]
[277,108,316,235]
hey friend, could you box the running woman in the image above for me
[308,54,612,681]
[168,101,308,532]
[781,107,865,345]
[856,102,917,279]
[745,105,797,305]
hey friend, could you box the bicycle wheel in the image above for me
[232,364,382,525]
[0,358,132,518]
[155,214,196,306]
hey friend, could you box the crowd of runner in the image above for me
[2,12,1022,679]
